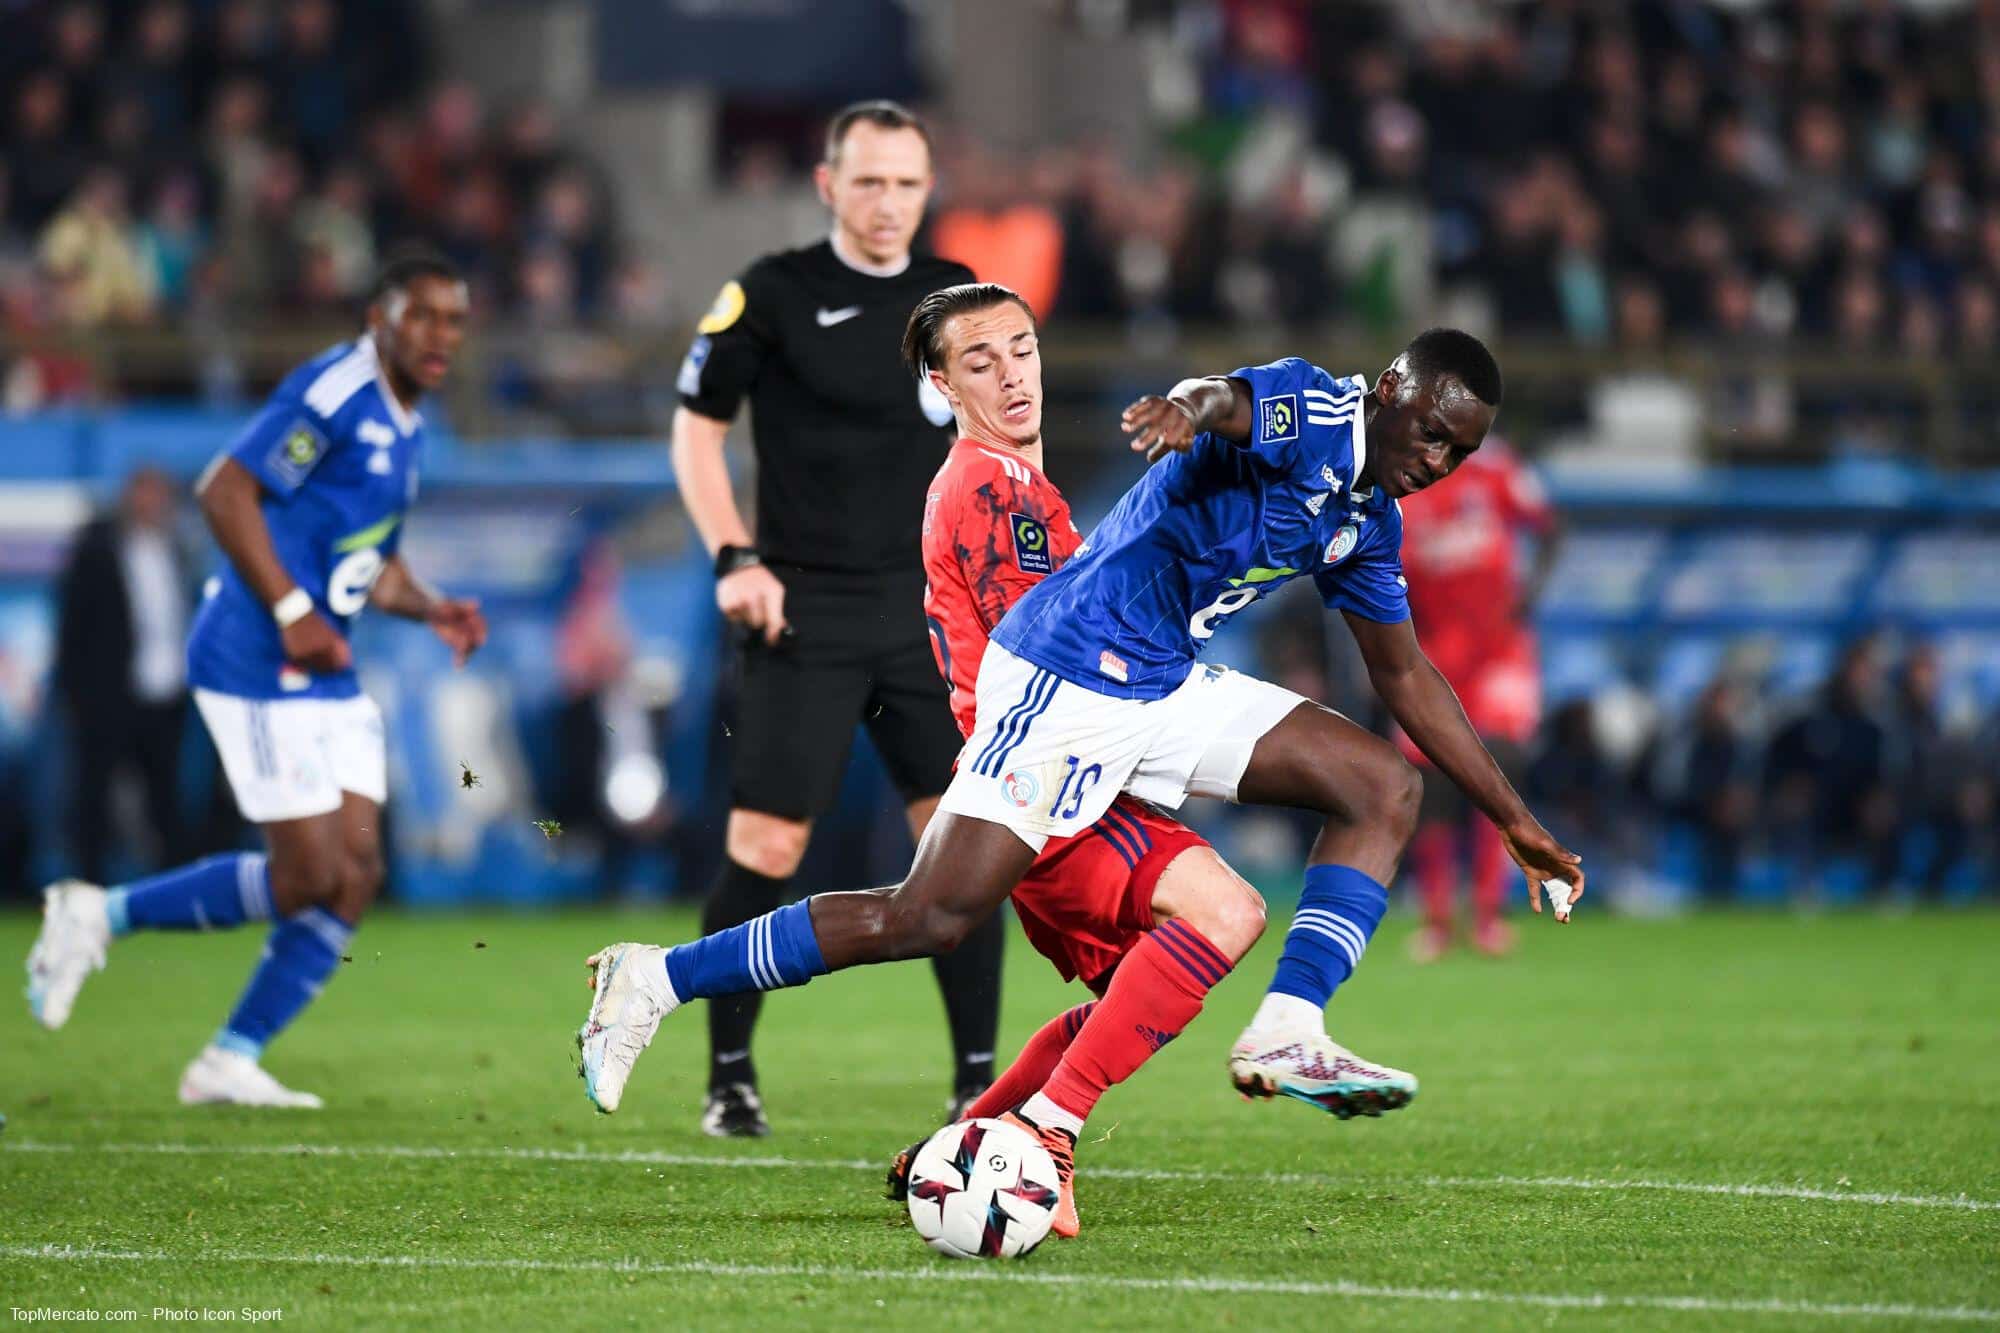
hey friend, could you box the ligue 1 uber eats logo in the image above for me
[1260,393,1297,443]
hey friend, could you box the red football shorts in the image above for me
[1009,796,1210,992]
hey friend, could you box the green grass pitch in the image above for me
[2,904,1997,1330]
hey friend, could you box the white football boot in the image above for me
[576,942,679,1113]
[1228,1028,1418,1119]
[25,880,111,1030]
[178,1045,323,1109]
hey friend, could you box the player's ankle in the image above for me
[1247,990,1323,1037]
[1019,1092,1084,1139]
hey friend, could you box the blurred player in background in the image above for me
[888,283,1268,1236]
[25,252,486,1108]
[1396,438,1559,960]
[668,100,1003,1136]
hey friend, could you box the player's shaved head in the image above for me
[1395,327,1503,408]
[902,283,1038,376]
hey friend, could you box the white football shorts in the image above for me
[193,688,387,824]
[938,641,1309,850]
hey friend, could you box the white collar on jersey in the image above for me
[829,229,912,278]
[356,333,421,437]
[1347,374,1372,498]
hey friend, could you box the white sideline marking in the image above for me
[1,1243,1994,1324]
[7,1140,1998,1212]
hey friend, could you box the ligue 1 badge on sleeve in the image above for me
[1259,393,1298,444]
[1325,523,1360,565]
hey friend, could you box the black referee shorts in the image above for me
[724,568,961,822]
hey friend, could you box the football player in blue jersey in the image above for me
[578,327,1582,1129]
[26,251,485,1108]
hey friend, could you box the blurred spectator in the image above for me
[1764,639,1897,896]
[134,171,205,310]
[1526,698,1624,871]
[1888,643,1994,899]
[8,70,80,231]
[38,167,155,325]
[52,468,200,881]
[275,0,350,161]
[932,144,1065,318]
[1647,678,1760,902]
[111,0,195,145]
[291,160,376,300]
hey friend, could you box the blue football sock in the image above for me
[1266,864,1391,1006]
[216,907,352,1059]
[106,853,274,937]
[663,898,827,1001]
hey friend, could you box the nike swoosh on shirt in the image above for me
[815,306,863,327]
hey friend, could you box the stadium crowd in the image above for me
[9,2,2000,358]
[1532,636,1998,904]
[0,0,638,408]
[941,0,2000,355]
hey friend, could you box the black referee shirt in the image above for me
[677,241,975,577]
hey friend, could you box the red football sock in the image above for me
[1471,816,1508,926]
[1411,821,1457,932]
[961,1003,1095,1122]
[1041,920,1231,1123]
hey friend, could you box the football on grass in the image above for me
[905,1117,1061,1259]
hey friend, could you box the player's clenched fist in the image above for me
[281,610,353,673]
[717,562,789,645]
[1121,394,1199,462]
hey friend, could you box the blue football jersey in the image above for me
[991,357,1409,700]
[187,335,424,700]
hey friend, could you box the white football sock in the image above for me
[1249,991,1324,1036]
[1021,1091,1084,1138]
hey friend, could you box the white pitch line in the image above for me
[1,1243,1994,1325]
[8,1139,1998,1213]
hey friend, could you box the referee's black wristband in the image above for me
[714,544,763,579]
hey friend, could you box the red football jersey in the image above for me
[922,438,1081,738]
[1397,438,1553,743]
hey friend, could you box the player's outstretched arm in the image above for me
[370,555,486,667]
[196,455,350,673]
[1344,611,1585,918]
[1121,376,1252,461]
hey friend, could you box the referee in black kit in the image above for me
[669,101,1003,1137]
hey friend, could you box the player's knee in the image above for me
[880,890,973,959]
[725,811,810,879]
[1384,755,1425,845]
[336,845,385,919]
[1215,879,1267,958]
[267,853,341,912]
[1153,851,1266,961]
[1341,747,1422,847]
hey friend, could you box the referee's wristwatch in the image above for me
[714,544,763,579]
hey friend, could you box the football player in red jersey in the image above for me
[885,283,1274,1238]
[1395,437,1559,959]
